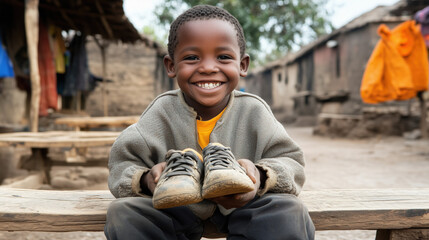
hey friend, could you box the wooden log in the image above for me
[54,116,140,129]
[302,188,429,230]
[0,131,120,148]
[0,188,112,232]
[0,188,429,232]
[25,0,40,132]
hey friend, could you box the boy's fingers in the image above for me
[248,168,257,184]
[153,173,159,183]
[234,192,246,201]
[152,162,167,183]
[238,159,257,183]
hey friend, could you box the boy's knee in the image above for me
[107,197,149,219]
[262,193,310,217]
[107,198,130,214]
[281,194,306,209]
[106,198,129,224]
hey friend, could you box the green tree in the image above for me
[142,26,168,46]
[154,0,332,65]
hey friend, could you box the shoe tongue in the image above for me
[184,150,203,162]
[183,151,196,161]
[167,152,182,162]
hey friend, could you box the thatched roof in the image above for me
[1,0,142,43]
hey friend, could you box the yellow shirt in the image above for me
[196,108,226,149]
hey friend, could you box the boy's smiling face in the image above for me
[164,19,250,119]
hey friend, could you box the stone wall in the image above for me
[85,39,160,116]
[0,77,27,126]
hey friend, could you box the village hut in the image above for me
[244,0,429,137]
[0,0,170,132]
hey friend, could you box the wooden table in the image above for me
[0,131,120,183]
[54,116,140,131]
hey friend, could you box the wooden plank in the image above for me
[0,188,429,232]
[0,131,120,148]
[54,116,140,129]
[301,189,429,230]
[0,188,113,232]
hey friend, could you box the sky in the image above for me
[123,0,400,32]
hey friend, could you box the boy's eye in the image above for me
[183,55,199,61]
[218,55,233,60]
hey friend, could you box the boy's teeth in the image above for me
[197,82,220,89]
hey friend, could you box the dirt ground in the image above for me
[1,126,429,240]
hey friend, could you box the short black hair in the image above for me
[167,5,246,60]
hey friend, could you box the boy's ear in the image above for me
[239,54,250,77]
[163,55,176,78]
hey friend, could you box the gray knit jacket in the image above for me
[108,89,305,219]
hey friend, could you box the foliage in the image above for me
[142,26,168,46]
[154,0,333,65]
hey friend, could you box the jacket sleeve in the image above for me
[107,124,154,198]
[255,121,305,196]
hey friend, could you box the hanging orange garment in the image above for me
[361,20,429,104]
[38,23,58,116]
[399,22,429,92]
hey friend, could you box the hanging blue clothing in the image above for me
[0,34,14,78]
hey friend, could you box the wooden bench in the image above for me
[0,188,428,239]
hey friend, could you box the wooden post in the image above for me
[25,0,40,132]
[76,91,81,113]
[417,92,427,139]
[93,36,109,116]
[101,45,108,116]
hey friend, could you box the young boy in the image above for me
[105,5,314,240]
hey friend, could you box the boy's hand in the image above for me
[209,159,261,209]
[142,162,167,194]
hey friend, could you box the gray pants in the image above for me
[104,193,315,240]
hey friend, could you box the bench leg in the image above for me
[375,230,390,240]
[64,147,87,163]
[19,148,51,184]
[376,229,429,240]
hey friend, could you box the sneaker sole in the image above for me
[202,170,254,199]
[153,193,203,209]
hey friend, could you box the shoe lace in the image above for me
[164,152,197,177]
[203,145,235,170]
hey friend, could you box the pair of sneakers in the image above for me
[152,143,255,209]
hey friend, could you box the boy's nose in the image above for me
[198,59,219,74]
